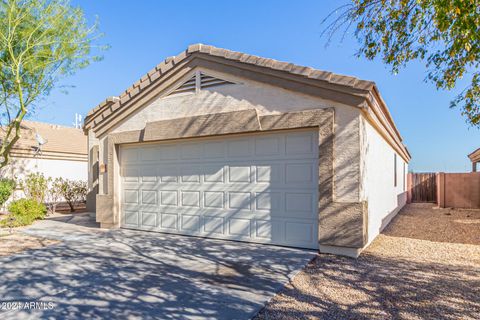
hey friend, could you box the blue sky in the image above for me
[33,0,479,172]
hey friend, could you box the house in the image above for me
[0,120,87,183]
[83,44,411,257]
[468,148,480,172]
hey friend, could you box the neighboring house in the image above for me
[468,148,480,172]
[0,120,87,184]
[83,44,411,257]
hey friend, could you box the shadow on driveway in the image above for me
[1,222,316,320]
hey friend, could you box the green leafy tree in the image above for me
[322,0,480,126]
[0,0,104,167]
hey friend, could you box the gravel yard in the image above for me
[255,203,480,320]
[0,232,59,256]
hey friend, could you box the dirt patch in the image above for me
[383,203,480,245]
[255,204,480,320]
[0,232,59,257]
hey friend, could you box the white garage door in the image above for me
[120,129,319,249]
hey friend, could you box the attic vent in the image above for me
[199,72,234,89]
[170,71,235,95]
[172,75,196,94]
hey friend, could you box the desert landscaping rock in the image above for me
[255,203,480,320]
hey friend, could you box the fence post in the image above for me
[436,172,445,208]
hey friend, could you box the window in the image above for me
[394,153,397,187]
[403,162,406,190]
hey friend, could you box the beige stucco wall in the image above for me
[1,157,87,205]
[1,157,87,182]
[360,116,408,244]
[96,67,362,203]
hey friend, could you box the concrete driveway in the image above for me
[0,214,316,320]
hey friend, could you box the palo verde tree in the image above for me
[0,0,104,167]
[322,0,480,126]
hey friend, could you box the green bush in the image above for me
[1,199,46,227]
[22,173,48,203]
[58,179,87,212]
[0,179,15,207]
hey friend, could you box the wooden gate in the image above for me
[409,173,437,203]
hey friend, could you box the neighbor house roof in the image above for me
[83,44,411,161]
[1,120,87,161]
[468,147,480,163]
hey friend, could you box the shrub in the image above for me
[1,199,46,227]
[45,177,63,214]
[58,179,87,212]
[22,173,48,203]
[0,178,15,208]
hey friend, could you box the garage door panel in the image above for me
[285,192,314,216]
[141,190,157,205]
[254,135,282,156]
[181,143,204,159]
[120,130,319,249]
[141,211,157,228]
[159,166,178,182]
[160,212,178,230]
[181,214,201,232]
[124,210,139,227]
[285,163,314,183]
[203,216,225,234]
[228,166,252,183]
[204,191,225,209]
[140,166,157,182]
[255,220,283,241]
[203,141,226,158]
[122,167,139,182]
[140,147,161,162]
[228,218,251,237]
[256,164,283,183]
[255,192,281,211]
[124,189,139,204]
[285,222,314,243]
[180,165,201,183]
[227,138,253,157]
[228,192,252,210]
[204,166,225,183]
[160,190,178,206]
[285,132,315,155]
[181,191,201,207]
[121,148,139,163]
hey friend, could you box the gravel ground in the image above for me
[255,203,480,320]
[0,232,59,256]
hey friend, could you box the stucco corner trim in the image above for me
[95,194,116,227]
[318,201,368,248]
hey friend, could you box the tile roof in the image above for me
[83,44,410,162]
[468,147,480,162]
[84,43,375,124]
[2,120,87,160]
